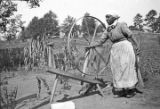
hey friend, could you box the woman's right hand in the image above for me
[136,47,140,56]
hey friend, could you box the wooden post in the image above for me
[48,46,52,67]
[137,57,144,88]
[52,49,56,69]
[50,75,59,103]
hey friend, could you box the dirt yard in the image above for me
[1,69,160,109]
[1,32,160,109]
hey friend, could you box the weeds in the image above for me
[0,85,18,109]
[36,76,50,99]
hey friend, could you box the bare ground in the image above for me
[1,70,160,109]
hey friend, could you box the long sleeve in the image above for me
[121,22,132,38]
[92,30,109,47]
[121,22,140,55]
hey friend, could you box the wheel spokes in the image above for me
[67,16,108,77]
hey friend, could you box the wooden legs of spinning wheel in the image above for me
[49,75,105,104]
[96,84,104,97]
[50,75,58,103]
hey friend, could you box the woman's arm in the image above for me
[91,30,109,47]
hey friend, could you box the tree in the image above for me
[23,0,42,8]
[153,13,160,33]
[144,9,157,32]
[0,0,42,37]
[0,0,17,32]
[81,12,96,36]
[133,13,143,31]
[39,11,59,37]
[23,16,39,39]
[21,11,59,40]
[2,14,25,41]
[156,14,160,33]
[61,15,80,38]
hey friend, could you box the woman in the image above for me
[87,14,140,98]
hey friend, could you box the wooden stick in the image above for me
[96,84,104,97]
[136,56,144,88]
[50,75,59,103]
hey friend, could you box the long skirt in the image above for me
[110,40,138,89]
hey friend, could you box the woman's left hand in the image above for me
[85,46,95,52]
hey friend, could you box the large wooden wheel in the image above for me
[67,16,108,78]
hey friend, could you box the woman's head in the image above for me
[105,14,120,25]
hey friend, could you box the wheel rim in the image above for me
[67,16,108,77]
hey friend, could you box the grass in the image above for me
[135,32,160,81]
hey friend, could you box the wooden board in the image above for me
[47,68,104,85]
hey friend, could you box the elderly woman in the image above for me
[87,14,140,98]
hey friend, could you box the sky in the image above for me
[15,0,160,27]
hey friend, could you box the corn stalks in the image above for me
[24,35,49,70]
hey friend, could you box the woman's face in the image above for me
[106,17,116,25]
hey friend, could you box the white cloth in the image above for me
[110,40,138,88]
[51,101,75,109]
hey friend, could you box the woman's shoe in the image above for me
[112,87,126,98]
[125,88,136,98]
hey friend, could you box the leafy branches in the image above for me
[21,11,59,40]
[81,12,96,36]
[24,0,42,8]
[132,9,160,33]
[0,0,17,32]
[61,15,80,38]
[3,14,25,41]
[133,13,143,31]
[0,0,43,40]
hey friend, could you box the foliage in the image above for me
[36,76,50,98]
[61,15,80,38]
[144,9,157,32]
[131,9,160,33]
[41,11,59,37]
[133,13,143,31]
[0,48,25,71]
[0,10,59,71]
[0,0,42,35]
[0,85,18,109]
[21,11,59,40]
[21,11,59,69]
[21,16,39,39]
[81,12,96,36]
[152,14,160,33]
[2,14,25,41]
[0,0,17,33]
[25,0,42,8]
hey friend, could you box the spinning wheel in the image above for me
[67,16,109,78]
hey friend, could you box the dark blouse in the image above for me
[95,22,133,45]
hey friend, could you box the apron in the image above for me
[110,40,138,88]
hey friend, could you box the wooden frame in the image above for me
[47,68,108,103]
